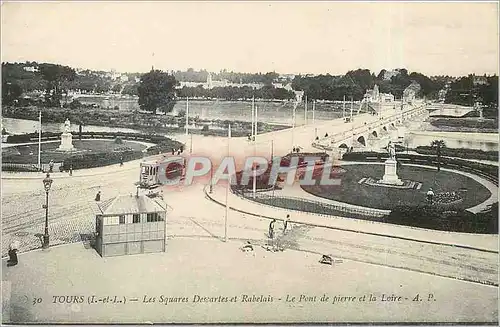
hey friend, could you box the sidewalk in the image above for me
[2,238,497,324]
[205,185,498,253]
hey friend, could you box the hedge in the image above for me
[387,204,498,234]
[2,163,40,172]
[415,146,498,161]
[6,131,171,144]
[342,152,498,182]
[61,150,143,170]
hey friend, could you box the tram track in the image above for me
[169,216,498,286]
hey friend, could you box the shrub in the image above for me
[341,151,498,184]
[415,146,498,161]
[387,204,498,234]
[114,137,123,144]
[62,150,143,170]
[2,163,39,172]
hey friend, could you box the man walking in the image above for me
[283,214,290,232]
[268,219,276,240]
[7,240,20,267]
[95,190,101,202]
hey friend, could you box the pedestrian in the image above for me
[48,160,54,173]
[171,148,175,155]
[325,133,329,137]
[426,188,435,204]
[269,219,276,239]
[284,214,290,232]
[180,145,184,153]
[120,156,124,167]
[95,190,101,202]
[7,240,20,267]
[69,164,73,176]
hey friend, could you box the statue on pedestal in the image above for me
[387,141,396,160]
[58,118,75,151]
[379,140,403,185]
[63,118,71,134]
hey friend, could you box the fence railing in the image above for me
[236,189,388,218]
[2,163,40,172]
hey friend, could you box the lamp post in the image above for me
[42,173,53,249]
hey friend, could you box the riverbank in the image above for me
[2,105,290,137]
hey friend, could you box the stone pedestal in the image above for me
[58,132,75,151]
[379,159,403,185]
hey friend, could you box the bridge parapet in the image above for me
[311,104,429,151]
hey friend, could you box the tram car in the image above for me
[137,155,187,189]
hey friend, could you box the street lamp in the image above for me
[42,173,53,249]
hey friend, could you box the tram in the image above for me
[137,154,187,189]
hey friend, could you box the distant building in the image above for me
[473,75,488,86]
[94,194,167,257]
[382,70,400,81]
[403,82,421,104]
[207,72,213,89]
[23,66,38,73]
[364,84,394,103]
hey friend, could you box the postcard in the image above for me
[1,1,498,325]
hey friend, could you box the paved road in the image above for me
[2,167,498,286]
[1,103,497,287]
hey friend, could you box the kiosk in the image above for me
[95,194,167,257]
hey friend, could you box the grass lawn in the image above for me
[2,139,148,164]
[301,164,491,210]
[251,196,378,220]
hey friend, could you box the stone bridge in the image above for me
[427,103,476,117]
[312,103,429,154]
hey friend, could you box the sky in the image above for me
[1,1,499,76]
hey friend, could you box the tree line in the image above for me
[2,61,498,114]
[291,68,449,101]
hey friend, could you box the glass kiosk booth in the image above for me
[95,194,167,257]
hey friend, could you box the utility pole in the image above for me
[254,103,258,141]
[251,96,255,141]
[312,100,316,125]
[292,101,296,152]
[304,95,308,125]
[185,96,189,151]
[252,143,257,199]
[224,124,231,242]
[343,95,346,119]
[38,111,42,171]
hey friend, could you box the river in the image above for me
[75,97,344,125]
[1,117,143,135]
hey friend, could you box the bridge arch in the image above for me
[382,126,388,132]
[339,143,349,149]
[371,130,378,138]
[357,136,366,146]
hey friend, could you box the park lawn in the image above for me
[2,139,148,164]
[301,164,491,210]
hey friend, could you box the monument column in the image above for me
[58,118,75,151]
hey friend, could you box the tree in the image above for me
[430,140,446,171]
[38,63,76,107]
[138,70,178,113]
[2,80,22,105]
